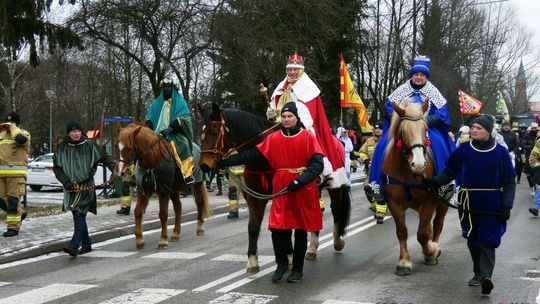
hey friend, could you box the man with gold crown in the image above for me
[266,52,347,188]
[368,55,456,222]
[145,75,195,184]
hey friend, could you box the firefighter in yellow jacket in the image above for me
[116,164,135,215]
[0,112,30,237]
[226,163,245,219]
[358,121,384,224]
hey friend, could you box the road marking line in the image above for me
[142,252,206,259]
[215,217,383,294]
[99,288,185,304]
[80,250,137,258]
[0,283,96,304]
[0,282,10,287]
[322,300,375,304]
[210,292,277,304]
[212,254,273,263]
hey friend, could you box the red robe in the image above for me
[257,129,323,231]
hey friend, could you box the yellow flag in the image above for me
[340,53,372,130]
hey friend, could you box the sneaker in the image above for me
[481,277,493,295]
[286,271,304,283]
[62,246,78,257]
[184,176,195,185]
[78,247,92,255]
[529,208,539,216]
[3,229,18,237]
[468,275,481,286]
[271,264,288,283]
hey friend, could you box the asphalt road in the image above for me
[1,181,539,304]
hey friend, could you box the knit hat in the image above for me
[281,102,299,118]
[409,55,431,79]
[66,120,83,134]
[5,112,20,125]
[472,115,494,134]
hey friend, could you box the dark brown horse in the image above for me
[198,104,351,275]
[116,123,210,250]
[381,98,449,275]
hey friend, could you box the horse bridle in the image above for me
[395,116,430,158]
[200,114,280,164]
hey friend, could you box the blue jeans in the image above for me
[70,210,91,249]
[534,185,540,209]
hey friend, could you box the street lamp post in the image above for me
[45,90,55,153]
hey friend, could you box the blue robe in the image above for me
[368,81,456,197]
[447,141,516,247]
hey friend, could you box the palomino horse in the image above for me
[116,123,210,250]
[198,104,351,275]
[381,98,449,275]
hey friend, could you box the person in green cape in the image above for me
[145,76,195,184]
[53,121,116,257]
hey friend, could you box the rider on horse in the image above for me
[266,52,347,189]
[369,55,456,222]
[145,75,195,184]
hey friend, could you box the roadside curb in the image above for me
[0,204,230,265]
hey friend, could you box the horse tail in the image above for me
[330,185,351,237]
[192,182,211,219]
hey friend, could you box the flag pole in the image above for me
[340,107,343,127]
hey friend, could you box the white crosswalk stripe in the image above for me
[322,300,376,304]
[0,282,9,287]
[142,252,206,259]
[99,288,186,304]
[209,292,277,304]
[0,283,96,304]
[80,250,137,258]
[212,254,274,263]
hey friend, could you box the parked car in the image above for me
[26,153,112,191]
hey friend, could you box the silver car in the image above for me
[26,153,112,191]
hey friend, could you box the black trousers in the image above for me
[467,241,495,279]
[271,228,307,272]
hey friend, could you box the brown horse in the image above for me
[116,123,210,250]
[198,104,351,275]
[381,98,449,275]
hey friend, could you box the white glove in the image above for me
[266,107,277,120]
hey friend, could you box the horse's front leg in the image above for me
[157,195,170,250]
[418,201,440,265]
[170,192,182,242]
[432,202,449,243]
[246,197,267,276]
[134,193,151,249]
[305,231,319,260]
[387,199,411,275]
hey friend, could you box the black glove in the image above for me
[363,159,370,167]
[287,180,302,192]
[426,115,441,128]
[64,182,76,190]
[159,127,174,137]
[422,177,439,192]
[499,206,511,222]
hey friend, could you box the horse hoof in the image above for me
[246,266,259,276]
[395,266,412,276]
[170,236,180,242]
[157,243,169,250]
[136,241,145,250]
[196,229,204,236]
[425,249,441,265]
[334,240,345,251]
[305,252,317,260]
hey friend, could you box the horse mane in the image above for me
[221,109,276,143]
[119,123,170,167]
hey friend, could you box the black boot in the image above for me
[3,229,18,237]
[286,271,304,283]
[62,246,78,257]
[227,212,239,219]
[78,246,92,255]
[116,207,130,215]
[271,264,288,283]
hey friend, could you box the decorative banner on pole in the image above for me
[340,53,372,131]
[496,90,510,123]
[458,89,483,114]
